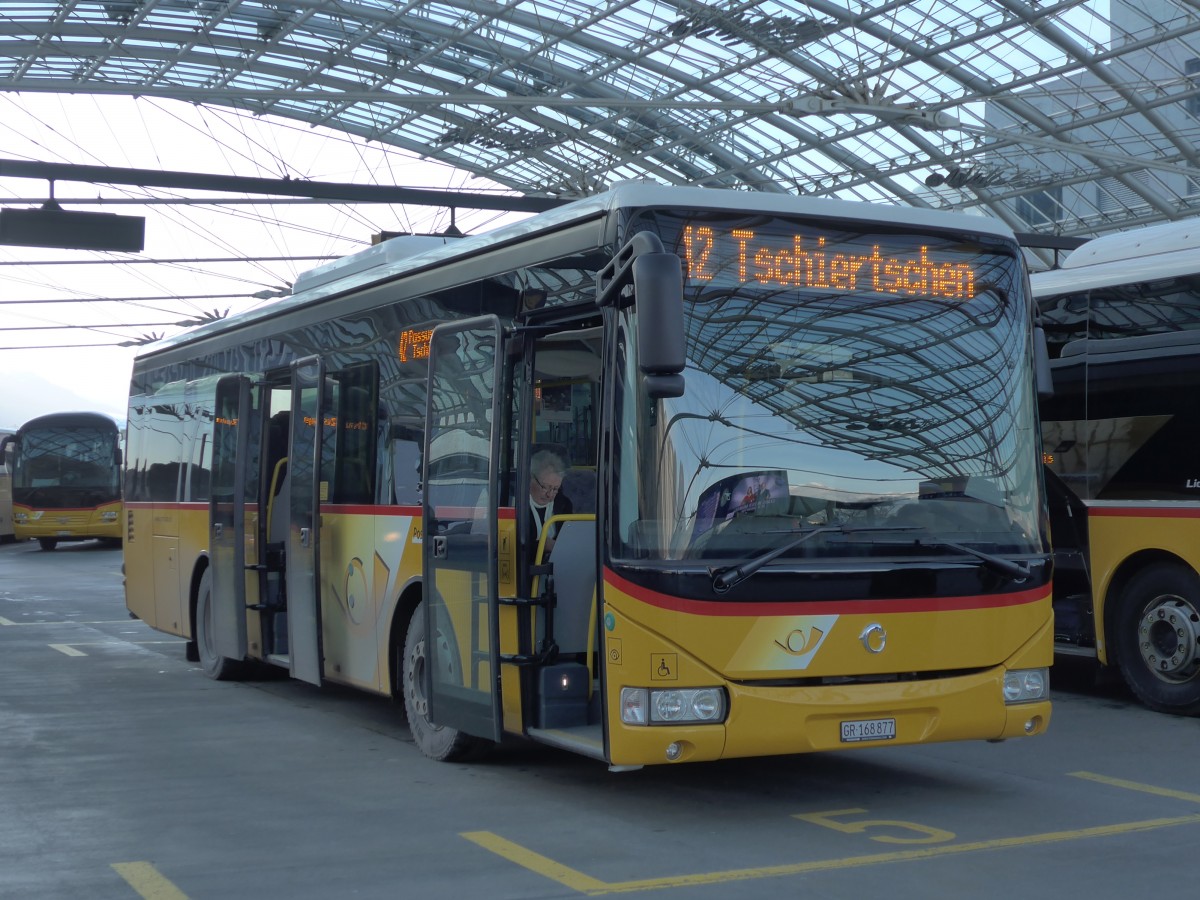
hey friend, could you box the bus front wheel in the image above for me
[401,599,489,762]
[1114,563,1200,715]
[38,538,57,551]
[195,569,243,681]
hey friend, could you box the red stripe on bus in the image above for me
[602,567,1047,616]
[123,501,207,511]
[123,501,515,520]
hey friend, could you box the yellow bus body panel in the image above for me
[124,502,209,636]
[127,496,1051,766]
[601,574,1052,767]
[13,499,123,542]
[123,503,157,628]
[1085,504,1200,664]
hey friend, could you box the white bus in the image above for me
[1034,217,1200,714]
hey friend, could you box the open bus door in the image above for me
[421,316,504,742]
[209,374,253,663]
[287,356,328,686]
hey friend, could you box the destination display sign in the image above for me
[680,224,977,301]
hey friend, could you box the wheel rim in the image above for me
[406,636,430,718]
[405,618,456,727]
[1137,593,1200,683]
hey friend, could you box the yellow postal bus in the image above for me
[123,184,1052,768]
[0,412,123,550]
[0,428,14,543]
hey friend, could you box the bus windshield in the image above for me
[14,424,121,495]
[615,213,1043,564]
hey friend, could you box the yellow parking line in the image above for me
[1072,771,1200,805]
[465,813,1200,895]
[462,832,609,893]
[111,862,189,900]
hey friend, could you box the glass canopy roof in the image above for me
[2,0,1199,244]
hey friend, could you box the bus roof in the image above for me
[1031,216,1200,297]
[15,411,120,433]
[142,182,1017,357]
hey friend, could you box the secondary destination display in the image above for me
[681,225,977,300]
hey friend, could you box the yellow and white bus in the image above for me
[0,412,123,550]
[1035,217,1200,715]
[123,184,1052,768]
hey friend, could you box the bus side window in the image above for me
[267,457,290,544]
[386,423,423,507]
[332,368,378,505]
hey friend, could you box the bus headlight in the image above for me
[620,687,727,725]
[1003,668,1048,704]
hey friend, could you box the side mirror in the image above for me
[1034,326,1054,398]
[596,231,688,400]
[633,253,685,399]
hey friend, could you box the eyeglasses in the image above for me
[533,473,562,495]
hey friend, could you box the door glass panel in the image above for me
[210,375,250,661]
[423,317,502,740]
[287,358,326,686]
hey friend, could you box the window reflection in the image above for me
[617,218,1040,562]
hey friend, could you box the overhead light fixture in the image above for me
[925,167,1001,189]
[787,97,958,131]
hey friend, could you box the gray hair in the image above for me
[530,449,566,479]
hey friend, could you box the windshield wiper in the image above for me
[842,531,1032,581]
[710,525,1031,593]
[710,524,907,593]
[911,538,1031,580]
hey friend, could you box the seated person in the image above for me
[527,449,573,562]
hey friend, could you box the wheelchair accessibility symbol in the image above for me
[651,653,678,681]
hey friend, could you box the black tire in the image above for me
[1114,563,1200,715]
[401,599,490,762]
[38,538,57,551]
[195,569,243,681]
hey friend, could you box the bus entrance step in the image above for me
[526,724,605,761]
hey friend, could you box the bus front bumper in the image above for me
[606,667,1051,767]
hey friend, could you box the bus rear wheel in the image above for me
[195,569,243,681]
[401,599,489,762]
[1114,563,1200,715]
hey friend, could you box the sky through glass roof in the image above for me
[2,0,1197,236]
[1,0,1199,417]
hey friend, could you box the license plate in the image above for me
[840,717,896,743]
